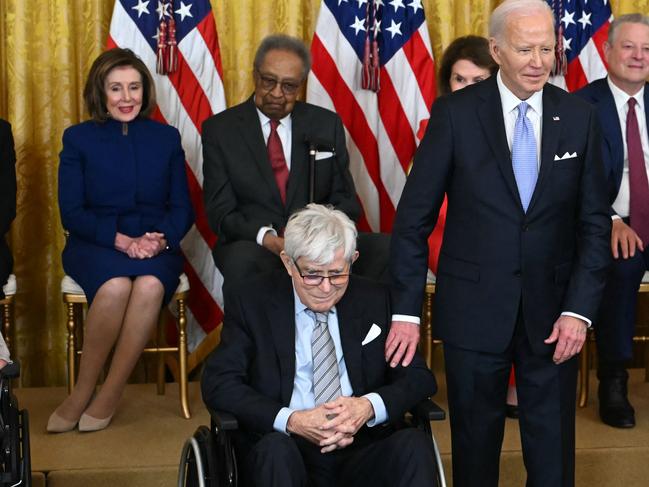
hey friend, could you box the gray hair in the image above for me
[489,0,555,42]
[253,34,312,80]
[608,14,649,44]
[284,204,357,265]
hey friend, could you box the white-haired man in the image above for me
[387,0,611,485]
[202,204,437,487]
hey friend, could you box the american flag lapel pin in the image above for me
[553,116,560,121]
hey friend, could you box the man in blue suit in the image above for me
[387,1,611,485]
[576,14,649,429]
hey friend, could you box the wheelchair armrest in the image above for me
[0,361,20,380]
[208,407,239,431]
[412,398,446,422]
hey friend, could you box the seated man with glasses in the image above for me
[202,204,438,487]
[202,34,389,300]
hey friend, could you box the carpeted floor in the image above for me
[15,369,649,486]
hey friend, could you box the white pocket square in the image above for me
[315,151,334,160]
[362,323,382,346]
[554,151,577,161]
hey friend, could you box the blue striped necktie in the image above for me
[511,101,538,212]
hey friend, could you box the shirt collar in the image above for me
[607,76,645,113]
[496,70,544,117]
[256,107,292,128]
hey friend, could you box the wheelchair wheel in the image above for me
[0,363,32,487]
[179,424,238,487]
[178,426,216,487]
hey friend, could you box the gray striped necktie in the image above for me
[306,309,342,405]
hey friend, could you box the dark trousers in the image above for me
[239,428,437,487]
[596,245,649,365]
[214,233,392,302]
[444,314,578,487]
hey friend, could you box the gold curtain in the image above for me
[1,0,646,386]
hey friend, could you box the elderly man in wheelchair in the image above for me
[195,204,442,487]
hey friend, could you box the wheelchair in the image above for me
[0,362,31,487]
[178,399,447,487]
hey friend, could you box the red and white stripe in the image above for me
[307,3,436,233]
[108,1,226,351]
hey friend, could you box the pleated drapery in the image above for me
[0,0,645,386]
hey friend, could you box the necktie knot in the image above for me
[518,101,529,118]
[306,309,329,328]
[270,119,280,132]
[628,97,637,111]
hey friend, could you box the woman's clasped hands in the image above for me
[115,231,167,259]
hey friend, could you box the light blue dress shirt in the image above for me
[273,287,388,434]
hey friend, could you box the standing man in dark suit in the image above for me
[576,14,649,429]
[386,1,611,485]
[202,35,389,296]
[0,119,16,301]
[202,204,438,487]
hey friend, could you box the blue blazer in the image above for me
[576,77,649,215]
[390,75,611,355]
[59,118,193,249]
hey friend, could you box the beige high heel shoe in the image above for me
[46,411,78,433]
[78,412,113,432]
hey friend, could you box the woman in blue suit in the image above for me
[48,48,194,433]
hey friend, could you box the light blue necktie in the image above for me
[511,102,538,212]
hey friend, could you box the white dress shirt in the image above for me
[606,77,649,219]
[273,287,388,434]
[255,109,293,245]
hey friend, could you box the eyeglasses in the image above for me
[255,70,301,96]
[293,261,350,287]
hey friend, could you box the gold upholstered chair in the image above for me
[1,274,16,353]
[61,273,192,418]
[421,277,443,370]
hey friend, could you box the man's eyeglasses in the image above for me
[293,261,350,287]
[255,71,301,96]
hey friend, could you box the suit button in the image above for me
[514,271,521,277]
[522,224,529,232]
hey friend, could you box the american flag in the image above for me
[107,0,226,362]
[307,0,436,234]
[547,0,613,92]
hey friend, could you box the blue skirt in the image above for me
[62,236,183,305]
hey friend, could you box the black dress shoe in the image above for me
[598,376,635,428]
[506,404,519,419]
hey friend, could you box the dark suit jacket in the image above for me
[202,98,359,244]
[0,119,16,298]
[201,272,436,436]
[390,75,611,356]
[576,78,649,215]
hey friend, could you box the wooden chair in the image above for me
[578,271,649,408]
[1,274,16,353]
[61,273,192,418]
[421,277,442,370]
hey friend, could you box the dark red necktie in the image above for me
[267,119,289,205]
[626,98,649,243]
